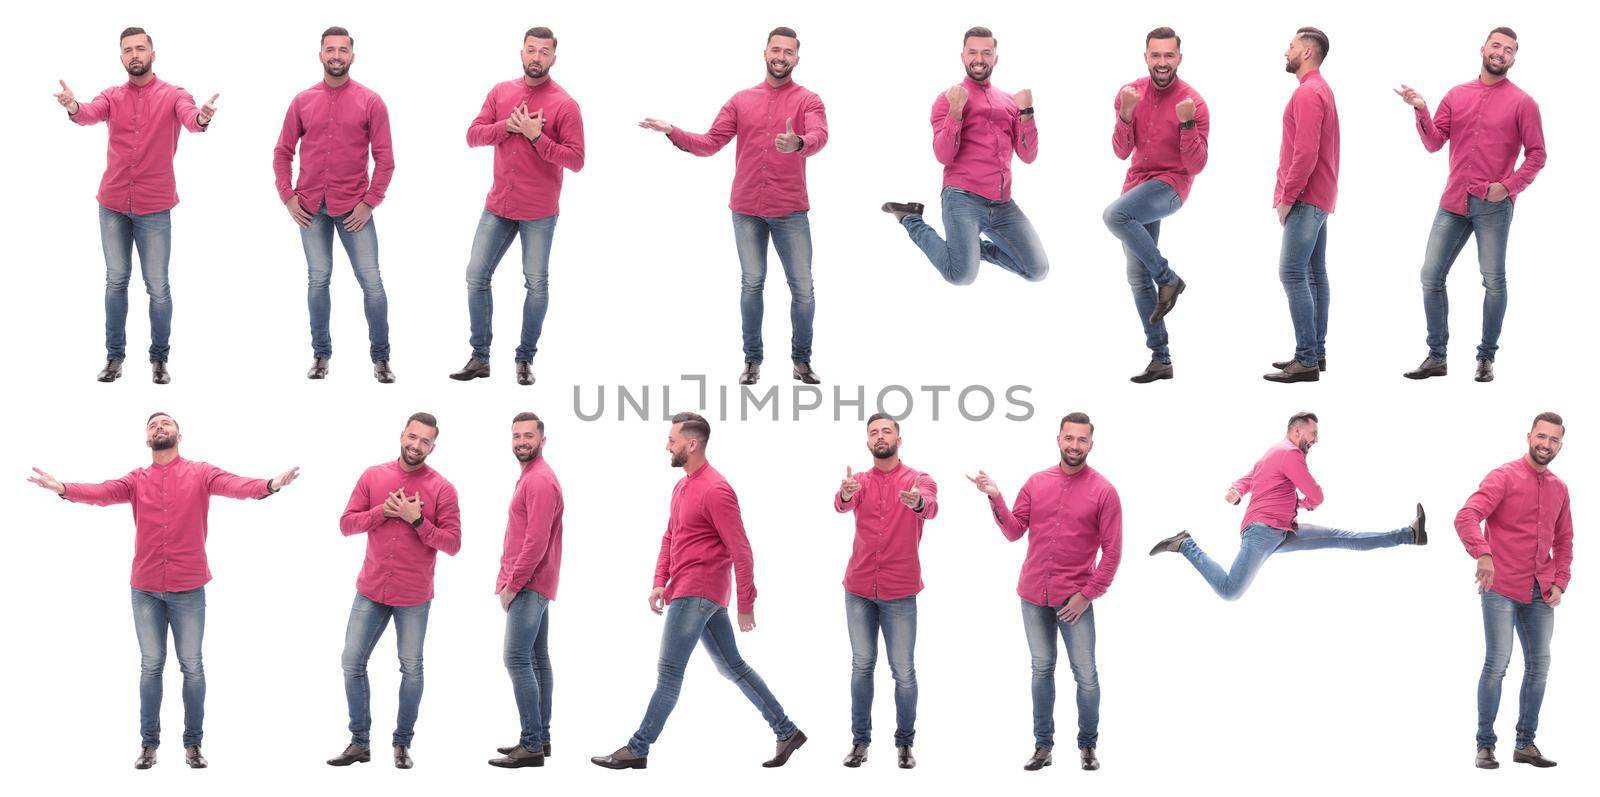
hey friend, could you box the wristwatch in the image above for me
[1179,119,1196,130]
[1018,106,1035,116]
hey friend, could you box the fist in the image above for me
[1176,97,1196,123]
[1012,88,1032,109]
[1119,85,1141,114]
[1224,487,1242,505]
[946,84,968,117]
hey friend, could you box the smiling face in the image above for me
[962,36,998,82]
[765,34,799,80]
[1482,32,1518,76]
[321,34,354,77]
[868,418,901,460]
[1527,420,1563,466]
[666,422,698,468]
[523,35,556,80]
[512,420,544,463]
[398,420,436,467]
[1145,36,1182,87]
[146,414,179,451]
[1058,422,1094,469]
[120,33,154,76]
[1289,420,1319,454]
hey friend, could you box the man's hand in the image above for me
[381,488,405,518]
[1176,97,1196,123]
[648,586,665,615]
[638,117,673,134]
[1057,593,1091,624]
[774,117,802,153]
[1277,203,1293,226]
[198,92,219,125]
[738,611,756,632]
[27,467,66,495]
[1012,88,1033,111]
[1475,555,1495,593]
[840,466,862,502]
[898,482,923,511]
[500,586,517,612]
[270,466,300,492]
[1118,84,1140,122]
[1486,182,1510,202]
[1394,84,1427,109]
[967,470,1000,497]
[343,202,374,233]
[54,80,79,114]
[1225,486,1243,505]
[397,491,423,524]
[285,196,312,228]
[522,106,545,141]
[946,84,968,118]
[1547,585,1563,607]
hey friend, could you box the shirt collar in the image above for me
[1298,68,1322,86]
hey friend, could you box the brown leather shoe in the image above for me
[517,361,535,386]
[1513,744,1556,767]
[488,744,545,768]
[151,361,171,385]
[881,201,925,221]
[1080,747,1100,770]
[307,357,330,379]
[1263,360,1320,383]
[1130,358,1173,384]
[97,359,124,382]
[591,745,647,769]
[1475,359,1495,382]
[1403,356,1447,380]
[1149,530,1190,556]
[1149,276,1186,324]
[793,361,821,385]
[1272,356,1326,372]
[1022,746,1052,771]
[739,360,760,385]
[134,745,157,769]
[394,744,413,769]
[373,360,395,384]
[764,729,807,767]
[450,358,490,381]
[1412,503,1428,545]
[842,743,868,768]
[897,745,916,769]
[498,741,551,756]
[326,743,370,766]
[1475,747,1499,769]
[185,745,207,768]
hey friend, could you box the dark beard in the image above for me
[126,63,150,77]
[149,436,176,451]
[1284,58,1300,74]
[670,451,687,468]
[515,445,542,463]
[323,63,348,78]
[1060,451,1086,468]
[1483,57,1509,76]
[1148,68,1175,88]
[400,448,427,467]
[524,64,547,80]
[964,64,990,82]
[766,62,792,80]
[871,444,898,460]
[1529,446,1555,466]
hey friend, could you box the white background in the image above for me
[2,0,1591,795]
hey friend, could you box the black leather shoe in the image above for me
[97,359,124,382]
[498,741,551,757]
[591,746,647,770]
[327,743,370,766]
[488,745,545,768]
[135,746,157,769]
[897,745,916,769]
[450,358,490,381]
[1475,359,1494,382]
[763,729,807,768]
[1404,356,1448,380]
[185,745,207,768]
[1263,360,1320,382]
[152,361,171,385]
[739,360,760,386]
[394,745,413,769]
[1412,503,1427,545]
[307,357,330,379]
[1149,276,1186,324]
[1130,358,1173,384]
[842,743,868,768]
[1149,530,1190,556]
[1475,747,1499,769]
[1513,744,1556,767]
[881,201,925,221]
[517,361,535,386]
[1272,356,1326,372]
[374,360,395,383]
[1080,747,1099,770]
[793,361,820,385]
[1022,747,1052,771]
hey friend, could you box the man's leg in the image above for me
[1419,207,1473,361]
[1103,180,1183,285]
[768,212,816,366]
[1470,195,1514,363]
[334,212,390,363]
[627,597,717,757]
[732,213,772,364]
[1274,522,1414,553]
[1477,589,1516,751]
[1177,525,1286,601]
[340,594,392,749]
[1308,216,1331,362]
[1059,603,1099,751]
[1020,598,1058,750]
[515,215,558,364]
[100,207,134,363]
[899,187,985,285]
[503,589,551,752]
[131,588,169,749]
[983,199,1050,282]
[1512,588,1555,749]
[1123,224,1170,363]
[533,602,553,746]
[300,207,337,359]
[879,596,919,749]
[166,588,206,749]
[700,605,798,741]
[129,211,174,363]
[391,600,430,748]
[844,592,880,747]
[464,210,519,361]
[1277,203,1330,367]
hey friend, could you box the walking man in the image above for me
[56,27,218,384]
[1106,27,1209,383]
[274,26,396,383]
[882,26,1047,286]
[1457,412,1571,769]
[592,412,806,769]
[834,414,938,769]
[1398,28,1546,384]
[1150,412,1426,598]
[451,27,586,386]
[28,412,298,768]
[638,27,827,386]
[327,413,461,770]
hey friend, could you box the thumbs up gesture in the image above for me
[774,116,803,153]
[840,466,862,502]
[199,92,220,125]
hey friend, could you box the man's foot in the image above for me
[152,361,170,385]
[1513,744,1557,767]
[307,357,330,380]
[1130,358,1173,384]
[1272,356,1326,372]
[373,360,395,384]
[591,746,647,770]
[449,358,490,381]
[1412,503,1427,545]
[326,743,370,766]
[1149,276,1186,324]
[135,746,157,769]
[97,359,124,382]
[517,361,535,386]
[1404,356,1447,380]
[881,201,925,221]
[898,745,916,769]
[185,745,208,768]
[739,360,760,386]
[1475,747,1499,769]
[763,729,807,768]
[1080,747,1099,771]
[394,745,413,769]
[843,743,868,768]
[488,745,546,768]
[1022,747,1052,771]
[499,742,552,757]
[1149,530,1190,556]
[793,361,820,385]
[1476,359,1495,383]
[1263,360,1320,383]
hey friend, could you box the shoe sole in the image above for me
[843,760,864,768]
[1263,374,1319,382]
[1403,371,1446,379]
[488,758,545,768]
[1414,503,1427,545]
[449,373,489,381]
[1130,371,1173,383]
[1512,755,1555,768]
[1476,761,1499,769]
[327,757,370,766]
[1023,760,1053,771]
[591,759,647,770]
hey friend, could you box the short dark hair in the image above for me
[867,412,900,432]
[671,412,711,445]
[120,27,151,47]
[1146,26,1180,49]
[1487,26,1518,43]
[1059,412,1094,435]
[407,412,439,435]
[146,411,177,429]
[512,411,545,433]
[1297,26,1329,63]
[1532,412,1564,433]
[1287,411,1319,431]
[768,26,799,49]
[322,26,353,47]
[963,26,996,48]
[525,27,557,49]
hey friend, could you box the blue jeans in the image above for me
[1278,202,1330,367]
[465,210,557,363]
[99,206,173,363]
[1477,586,1554,750]
[1021,598,1098,750]
[845,591,918,746]
[1421,195,1514,362]
[1104,180,1184,362]
[627,596,797,757]
[901,187,1049,285]
[341,594,430,748]
[301,203,390,361]
[503,589,553,751]
[131,586,205,748]
[1180,521,1413,601]
[732,211,814,364]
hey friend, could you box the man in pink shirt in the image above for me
[638,27,827,387]
[274,26,395,384]
[327,413,461,770]
[834,413,938,769]
[1106,28,1210,384]
[56,27,218,385]
[1456,412,1572,770]
[489,412,564,768]
[1398,28,1547,384]
[1150,412,1425,599]
[1265,28,1340,384]
[451,28,586,387]
[592,412,806,770]
[28,412,298,769]
[970,413,1121,772]
[882,26,1047,286]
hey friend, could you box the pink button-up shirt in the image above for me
[1413,78,1546,215]
[69,76,209,215]
[273,79,394,216]
[467,77,586,221]
[666,80,828,217]
[834,462,939,601]
[653,464,757,612]
[932,76,1038,202]
[339,461,461,607]
[1112,76,1210,202]
[1274,69,1340,213]
[988,465,1122,606]
[495,456,564,600]
[1233,438,1324,532]
[1456,457,1573,604]
[62,456,273,592]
